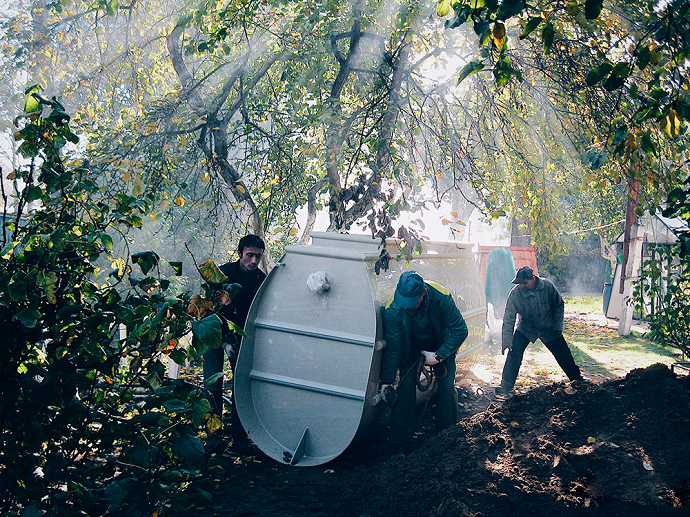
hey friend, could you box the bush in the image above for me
[635,178,690,357]
[0,88,222,515]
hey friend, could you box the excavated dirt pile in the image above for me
[207,364,690,517]
[345,363,690,517]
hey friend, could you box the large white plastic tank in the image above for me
[234,232,486,466]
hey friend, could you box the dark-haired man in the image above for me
[204,234,266,452]
[495,266,582,397]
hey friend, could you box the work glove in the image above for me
[375,384,398,408]
[422,350,440,366]
[223,333,241,362]
[501,341,512,355]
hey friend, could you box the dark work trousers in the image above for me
[501,330,581,390]
[389,354,458,447]
[203,335,242,436]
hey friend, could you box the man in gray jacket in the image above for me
[495,266,582,397]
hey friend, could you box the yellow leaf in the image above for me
[174,196,185,207]
[206,413,222,434]
[200,172,210,183]
[510,421,519,428]
[587,436,596,444]
[493,22,506,47]
[437,0,451,16]
[123,171,132,182]
[133,177,144,195]
[187,293,215,317]
[289,227,297,236]
[143,122,158,136]
[236,183,246,194]
[149,213,156,221]
[661,109,681,139]
[199,259,228,284]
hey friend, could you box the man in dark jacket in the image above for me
[380,270,468,458]
[204,234,266,451]
[496,266,582,397]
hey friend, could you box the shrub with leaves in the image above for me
[0,87,222,515]
[635,175,690,357]
[635,244,690,357]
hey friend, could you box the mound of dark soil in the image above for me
[205,364,690,517]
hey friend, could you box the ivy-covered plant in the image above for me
[0,87,223,516]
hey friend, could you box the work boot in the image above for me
[494,386,514,398]
[568,377,590,393]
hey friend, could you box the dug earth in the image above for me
[201,363,690,517]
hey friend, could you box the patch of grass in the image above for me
[564,295,603,314]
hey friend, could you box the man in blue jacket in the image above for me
[380,271,468,458]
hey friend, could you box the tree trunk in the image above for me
[618,222,643,336]
[618,178,641,336]
[510,215,532,247]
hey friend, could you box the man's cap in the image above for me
[512,266,534,284]
[394,270,425,308]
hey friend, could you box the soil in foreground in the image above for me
[199,364,690,517]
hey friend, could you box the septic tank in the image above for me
[234,232,486,466]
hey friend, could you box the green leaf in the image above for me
[97,232,113,250]
[163,399,188,412]
[168,261,183,276]
[192,398,212,428]
[1,241,18,259]
[519,17,543,40]
[205,372,224,385]
[542,22,555,54]
[132,251,159,275]
[191,314,222,354]
[474,20,491,45]
[57,304,84,318]
[497,0,525,20]
[23,86,42,114]
[25,185,44,203]
[637,45,651,70]
[445,5,470,28]
[586,62,613,86]
[226,319,247,337]
[457,60,484,84]
[17,308,42,328]
[222,282,243,301]
[640,132,655,154]
[172,434,205,468]
[604,62,629,91]
[8,276,28,301]
[585,0,603,19]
